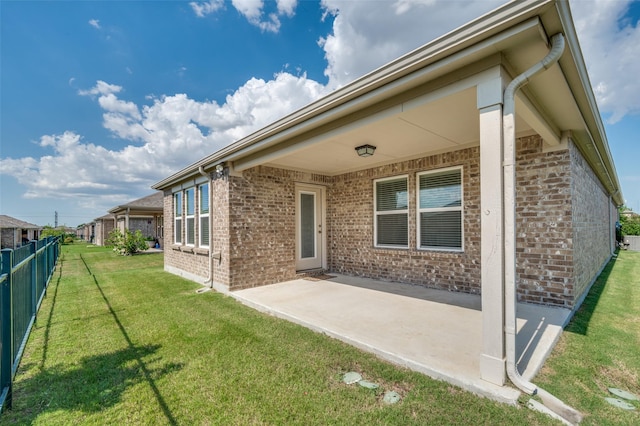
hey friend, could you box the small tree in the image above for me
[41,226,73,243]
[619,206,640,236]
[107,229,149,255]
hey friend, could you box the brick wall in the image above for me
[515,136,574,307]
[127,217,156,238]
[1,228,16,249]
[161,136,613,308]
[329,147,482,294]
[211,174,231,286]
[514,136,614,308]
[569,141,613,301]
[94,219,114,246]
[227,167,331,289]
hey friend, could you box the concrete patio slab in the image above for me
[229,274,571,405]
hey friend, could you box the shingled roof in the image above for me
[108,192,164,215]
[0,215,40,229]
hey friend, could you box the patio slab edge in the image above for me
[229,289,523,406]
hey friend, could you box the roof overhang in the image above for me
[152,0,622,206]
[108,206,163,215]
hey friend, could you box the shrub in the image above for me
[619,206,640,236]
[107,229,149,255]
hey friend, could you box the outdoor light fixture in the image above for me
[215,163,225,173]
[355,144,376,157]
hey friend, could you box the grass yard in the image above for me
[535,249,640,425]
[1,244,638,424]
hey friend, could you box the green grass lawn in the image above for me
[2,244,638,424]
[534,249,640,425]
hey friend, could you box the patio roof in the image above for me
[108,192,164,215]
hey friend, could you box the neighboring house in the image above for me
[80,222,94,242]
[0,215,41,249]
[93,214,115,246]
[620,209,638,219]
[153,0,623,387]
[108,192,164,245]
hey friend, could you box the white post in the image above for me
[478,74,506,386]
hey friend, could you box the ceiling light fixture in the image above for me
[355,144,376,157]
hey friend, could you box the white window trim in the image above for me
[373,175,409,249]
[199,183,210,248]
[174,192,182,245]
[185,187,195,247]
[416,166,464,252]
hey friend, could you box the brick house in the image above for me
[0,215,41,249]
[92,214,115,246]
[107,192,164,246]
[153,0,622,387]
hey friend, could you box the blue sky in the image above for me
[1,0,639,227]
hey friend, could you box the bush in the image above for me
[619,206,640,236]
[107,229,149,255]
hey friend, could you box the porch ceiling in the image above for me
[265,87,533,176]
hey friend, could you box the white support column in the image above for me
[478,75,506,386]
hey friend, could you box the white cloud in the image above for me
[190,0,298,32]
[319,0,503,89]
[88,19,101,29]
[78,80,122,97]
[0,75,327,202]
[569,0,640,123]
[315,0,640,121]
[277,0,297,17]
[190,0,224,18]
[232,0,278,32]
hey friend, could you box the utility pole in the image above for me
[55,211,58,228]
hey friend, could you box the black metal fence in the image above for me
[0,237,60,412]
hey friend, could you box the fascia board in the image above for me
[550,0,623,205]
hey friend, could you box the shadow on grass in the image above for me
[38,252,64,371]
[13,344,182,422]
[564,253,617,336]
[72,254,183,424]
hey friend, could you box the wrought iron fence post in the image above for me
[30,241,37,318]
[0,249,14,410]
[42,239,48,300]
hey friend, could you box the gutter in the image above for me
[503,32,582,425]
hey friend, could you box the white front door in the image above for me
[296,185,324,271]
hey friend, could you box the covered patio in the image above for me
[230,274,571,404]
[153,3,616,411]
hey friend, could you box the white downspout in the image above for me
[503,33,582,425]
[198,166,214,287]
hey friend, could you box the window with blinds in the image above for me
[199,183,210,248]
[174,192,182,244]
[417,167,463,250]
[374,176,409,248]
[185,187,195,246]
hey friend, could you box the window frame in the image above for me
[373,175,409,249]
[198,183,210,248]
[174,192,182,245]
[416,166,464,252]
[185,187,195,246]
